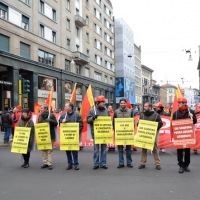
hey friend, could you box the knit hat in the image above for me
[22,108,30,114]
[16,105,22,110]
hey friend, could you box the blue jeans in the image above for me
[118,145,132,165]
[66,151,78,166]
[4,127,11,143]
[93,144,107,167]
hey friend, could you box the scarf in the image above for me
[179,105,189,114]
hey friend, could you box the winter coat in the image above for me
[172,109,197,124]
[59,111,83,135]
[2,111,12,128]
[38,111,58,140]
[87,105,110,139]
[18,116,34,152]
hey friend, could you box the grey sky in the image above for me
[112,0,199,89]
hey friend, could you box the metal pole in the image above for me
[19,79,22,107]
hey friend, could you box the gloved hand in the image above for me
[93,115,98,120]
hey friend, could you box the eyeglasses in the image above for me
[178,102,186,104]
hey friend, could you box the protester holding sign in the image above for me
[17,108,34,168]
[138,102,163,170]
[87,96,110,170]
[114,98,134,169]
[59,102,83,170]
[193,104,200,154]
[172,97,197,173]
[38,104,57,170]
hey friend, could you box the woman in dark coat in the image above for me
[18,108,34,168]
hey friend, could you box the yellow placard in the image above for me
[134,119,158,150]
[115,118,134,145]
[94,116,112,144]
[60,123,79,151]
[11,127,31,154]
[35,123,52,150]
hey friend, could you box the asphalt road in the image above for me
[0,146,200,200]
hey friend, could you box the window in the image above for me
[95,55,102,66]
[52,31,56,43]
[94,39,102,51]
[110,92,113,100]
[86,49,89,56]
[169,96,173,103]
[76,8,79,15]
[40,1,56,21]
[67,19,70,30]
[20,42,30,59]
[76,26,79,37]
[76,45,79,51]
[110,77,113,85]
[86,32,89,42]
[67,39,70,50]
[76,64,81,74]
[169,89,172,93]
[21,0,29,5]
[105,75,108,83]
[39,24,56,43]
[39,24,44,38]
[86,15,89,25]
[52,9,56,21]
[40,0,44,13]
[66,0,70,10]
[22,15,29,30]
[94,23,102,36]
[38,49,55,67]
[65,59,70,71]
[95,0,101,7]
[0,3,7,19]
[85,67,89,77]
[94,89,101,97]
[86,0,89,8]
[0,34,9,52]
[94,72,102,81]
[94,8,101,21]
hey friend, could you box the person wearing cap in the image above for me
[18,109,34,168]
[155,102,170,153]
[87,95,110,169]
[114,98,134,168]
[38,103,58,170]
[172,97,197,173]
[12,105,22,140]
[59,102,83,170]
[194,104,200,154]
[138,102,163,170]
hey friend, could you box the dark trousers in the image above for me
[177,148,190,167]
[22,152,30,164]
[66,151,78,166]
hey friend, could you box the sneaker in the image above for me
[127,164,133,168]
[93,166,99,170]
[194,150,198,154]
[117,164,124,168]
[179,167,184,173]
[161,149,165,153]
[75,166,79,170]
[48,165,53,170]
[100,165,108,169]
[23,163,29,168]
[156,165,161,170]
[41,164,48,169]
[138,165,145,169]
[133,148,137,151]
[184,167,190,172]
[66,165,73,170]
[21,163,26,167]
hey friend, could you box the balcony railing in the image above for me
[75,15,86,27]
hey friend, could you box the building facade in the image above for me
[134,44,142,110]
[0,0,115,111]
[151,80,160,105]
[141,65,154,104]
[159,87,168,106]
[115,18,135,106]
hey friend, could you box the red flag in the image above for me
[126,98,133,109]
[46,86,54,111]
[70,83,77,103]
[34,102,41,113]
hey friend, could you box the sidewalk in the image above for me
[0,131,11,147]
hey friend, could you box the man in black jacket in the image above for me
[59,102,83,170]
[2,108,12,144]
[138,102,163,170]
[38,104,57,170]
[172,97,197,173]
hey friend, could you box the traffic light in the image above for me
[22,79,30,94]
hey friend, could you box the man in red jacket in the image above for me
[12,105,22,139]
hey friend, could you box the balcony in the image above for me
[75,15,86,27]
[73,51,89,65]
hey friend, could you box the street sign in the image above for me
[0,80,12,85]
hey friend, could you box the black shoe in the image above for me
[127,164,133,168]
[66,165,73,170]
[75,166,79,170]
[117,164,124,168]
[101,165,108,169]
[133,148,137,151]
[179,167,184,173]
[138,165,145,169]
[21,163,26,167]
[41,164,48,169]
[48,165,53,170]
[23,163,29,168]
[156,165,161,170]
[184,167,190,172]
[93,166,99,170]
